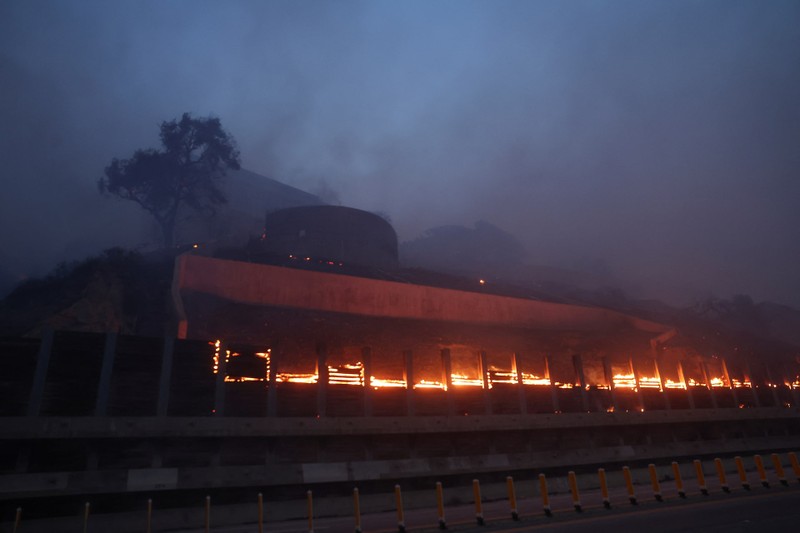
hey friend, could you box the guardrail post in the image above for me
[648,464,663,501]
[13,507,21,533]
[538,473,552,517]
[788,452,800,483]
[754,454,769,488]
[147,498,152,533]
[83,502,90,533]
[672,461,687,498]
[714,458,730,493]
[472,479,485,525]
[598,468,611,508]
[623,466,638,505]
[771,453,789,487]
[568,471,582,512]
[435,481,447,530]
[353,488,362,533]
[205,495,211,533]
[735,456,751,490]
[506,476,520,520]
[258,493,264,533]
[395,484,406,532]
[307,490,314,533]
[694,460,709,495]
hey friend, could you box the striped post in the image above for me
[788,452,800,483]
[735,456,751,490]
[307,490,314,533]
[258,493,264,533]
[771,454,789,487]
[506,476,520,521]
[623,466,638,505]
[395,485,406,533]
[83,502,90,533]
[472,479,485,526]
[538,473,552,517]
[714,458,730,493]
[648,464,663,502]
[754,455,769,488]
[672,461,687,498]
[353,488,362,533]
[568,471,582,512]
[205,496,211,533]
[435,481,447,530]
[598,468,611,509]
[694,460,709,496]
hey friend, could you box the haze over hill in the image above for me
[1,1,798,308]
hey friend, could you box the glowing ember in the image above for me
[414,379,446,390]
[709,377,726,388]
[612,373,636,389]
[638,376,662,390]
[370,377,407,389]
[450,373,484,387]
[664,379,686,389]
[731,378,752,388]
[519,372,551,386]
[686,378,707,387]
[276,372,318,384]
[327,362,364,386]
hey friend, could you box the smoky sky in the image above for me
[1,0,799,308]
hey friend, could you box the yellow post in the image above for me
[735,456,751,490]
[538,473,552,517]
[672,461,686,498]
[506,476,520,521]
[353,488,362,533]
[258,493,264,533]
[568,471,582,512]
[435,481,447,530]
[146,498,152,533]
[693,460,709,496]
[395,484,406,532]
[307,490,314,533]
[714,458,730,493]
[648,464,663,502]
[205,495,211,533]
[13,507,21,533]
[622,466,637,505]
[472,479,485,526]
[771,453,789,487]
[788,452,800,483]
[83,502,90,533]
[754,454,770,488]
[598,468,611,509]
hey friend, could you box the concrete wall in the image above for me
[174,254,670,337]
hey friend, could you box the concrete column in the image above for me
[479,350,492,415]
[653,356,671,410]
[26,327,54,417]
[700,362,718,409]
[677,360,695,409]
[545,355,560,412]
[213,341,227,416]
[440,349,455,415]
[572,354,590,412]
[512,352,527,414]
[94,332,118,416]
[156,337,175,417]
[602,356,619,412]
[403,350,415,416]
[362,347,373,416]
[629,355,645,410]
[744,362,761,407]
[721,357,739,407]
[268,348,279,417]
[316,343,328,417]
[764,363,781,407]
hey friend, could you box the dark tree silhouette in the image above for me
[98,113,241,247]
